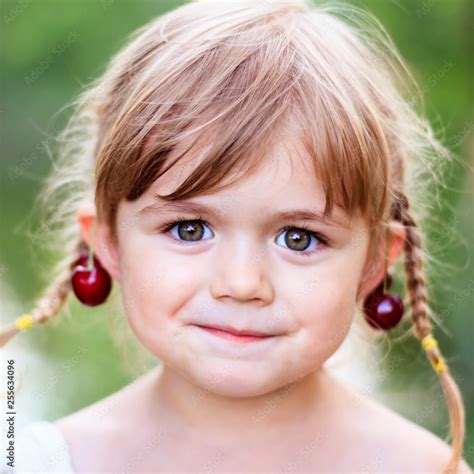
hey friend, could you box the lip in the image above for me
[192,324,276,342]
[193,324,274,337]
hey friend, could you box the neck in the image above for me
[147,363,337,439]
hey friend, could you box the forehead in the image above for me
[158,130,306,186]
[143,120,350,226]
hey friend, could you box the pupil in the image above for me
[178,221,204,241]
[285,229,310,251]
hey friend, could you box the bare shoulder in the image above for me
[54,383,131,466]
[55,384,126,436]
[54,368,159,470]
[352,392,473,473]
[55,367,159,431]
[56,372,143,429]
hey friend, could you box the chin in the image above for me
[184,359,288,398]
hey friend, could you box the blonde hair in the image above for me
[1,0,466,471]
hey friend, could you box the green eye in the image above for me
[164,219,214,243]
[276,226,325,255]
[175,221,205,241]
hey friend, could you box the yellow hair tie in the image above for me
[421,334,448,374]
[15,314,34,331]
[432,357,448,374]
[421,334,438,351]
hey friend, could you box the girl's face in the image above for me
[106,134,376,397]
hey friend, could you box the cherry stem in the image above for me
[87,220,97,270]
[383,226,392,294]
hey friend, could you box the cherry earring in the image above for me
[363,228,404,330]
[71,223,112,306]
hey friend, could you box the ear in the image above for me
[77,201,121,282]
[356,221,406,302]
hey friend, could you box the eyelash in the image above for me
[279,223,329,256]
[158,215,330,257]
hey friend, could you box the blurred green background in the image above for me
[1,0,472,466]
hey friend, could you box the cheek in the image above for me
[286,254,365,364]
[117,232,202,358]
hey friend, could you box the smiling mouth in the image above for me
[192,324,277,343]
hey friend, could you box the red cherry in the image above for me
[363,291,404,330]
[71,264,112,306]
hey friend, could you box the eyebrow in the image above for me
[137,199,350,228]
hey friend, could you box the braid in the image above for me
[0,237,85,348]
[394,193,433,340]
[393,192,466,474]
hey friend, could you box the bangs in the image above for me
[94,2,402,235]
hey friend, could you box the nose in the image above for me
[210,237,274,306]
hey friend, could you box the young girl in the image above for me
[1,0,471,472]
